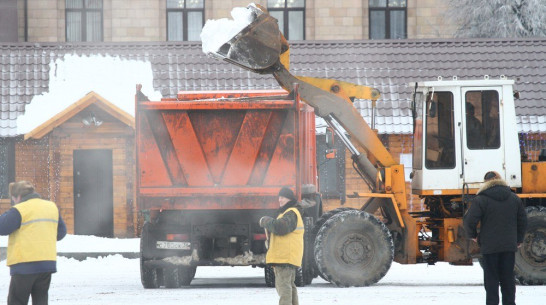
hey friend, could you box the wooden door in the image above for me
[73,149,113,237]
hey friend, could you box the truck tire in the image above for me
[264,265,306,287]
[515,206,546,285]
[301,217,315,285]
[314,210,394,287]
[311,207,355,280]
[264,265,275,287]
[140,222,160,289]
[164,267,180,288]
[178,266,197,286]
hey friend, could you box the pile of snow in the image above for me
[16,54,162,134]
[201,4,258,54]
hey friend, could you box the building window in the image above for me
[167,0,204,41]
[267,0,305,40]
[369,0,407,39]
[0,139,15,200]
[66,0,103,42]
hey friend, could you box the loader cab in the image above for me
[411,78,522,194]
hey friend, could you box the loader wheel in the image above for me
[178,266,197,286]
[311,207,356,235]
[295,267,304,287]
[164,266,180,288]
[314,210,393,287]
[264,265,275,287]
[515,206,546,285]
[140,222,160,289]
[311,207,355,280]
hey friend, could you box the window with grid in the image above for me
[167,0,204,41]
[66,0,103,42]
[369,0,407,39]
[267,0,305,40]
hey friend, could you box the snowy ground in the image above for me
[0,235,544,305]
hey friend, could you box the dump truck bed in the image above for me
[136,89,317,212]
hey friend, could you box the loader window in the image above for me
[425,92,455,169]
[465,91,500,149]
[412,92,424,170]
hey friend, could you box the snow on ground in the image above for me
[0,235,544,304]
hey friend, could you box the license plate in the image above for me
[156,241,191,250]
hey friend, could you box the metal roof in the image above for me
[1,38,545,136]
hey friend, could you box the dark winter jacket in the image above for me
[463,179,527,254]
[0,193,67,275]
[262,200,303,236]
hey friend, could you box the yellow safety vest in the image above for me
[266,207,304,267]
[7,198,59,266]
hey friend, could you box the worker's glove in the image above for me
[259,216,273,228]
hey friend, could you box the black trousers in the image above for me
[482,252,516,305]
[8,272,52,305]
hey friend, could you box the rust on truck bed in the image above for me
[136,89,317,211]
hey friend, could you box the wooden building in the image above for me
[10,92,135,237]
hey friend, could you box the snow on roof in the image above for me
[16,54,161,135]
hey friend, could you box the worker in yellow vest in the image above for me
[259,187,304,305]
[0,181,66,305]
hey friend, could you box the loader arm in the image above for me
[203,3,411,220]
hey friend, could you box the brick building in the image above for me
[2,0,456,43]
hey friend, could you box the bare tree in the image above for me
[448,0,546,38]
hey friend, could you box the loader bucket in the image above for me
[203,4,282,73]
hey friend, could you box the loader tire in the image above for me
[164,266,180,288]
[311,207,355,280]
[314,210,393,287]
[311,207,355,235]
[178,266,197,286]
[264,265,275,287]
[515,206,546,285]
[295,267,304,287]
[140,222,160,289]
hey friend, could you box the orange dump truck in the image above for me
[135,87,321,288]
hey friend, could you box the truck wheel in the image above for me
[301,217,315,285]
[164,267,180,288]
[314,210,394,287]
[140,222,160,289]
[515,206,546,285]
[311,207,355,280]
[264,265,275,287]
[178,266,197,286]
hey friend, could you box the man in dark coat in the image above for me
[0,181,67,305]
[464,171,527,305]
[259,187,304,305]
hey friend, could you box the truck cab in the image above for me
[411,77,522,194]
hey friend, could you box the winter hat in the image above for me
[483,171,501,181]
[9,181,35,198]
[278,187,296,201]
